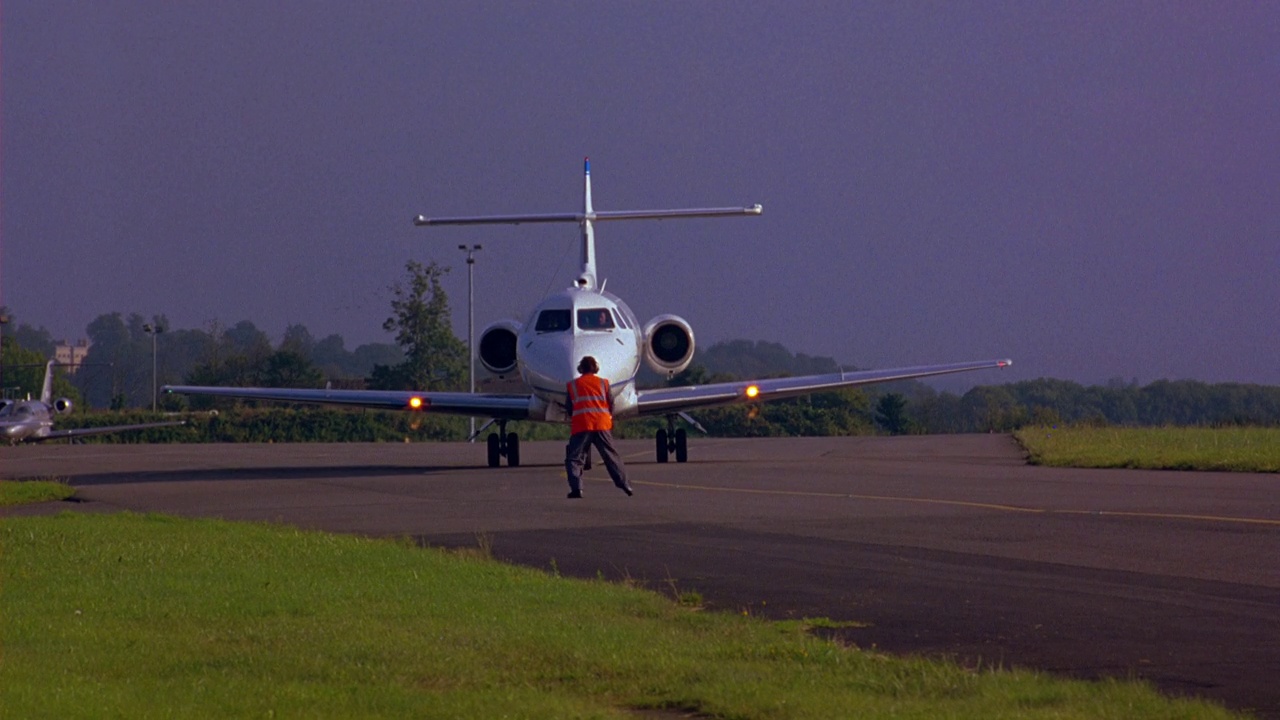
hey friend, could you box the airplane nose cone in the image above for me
[520,334,575,390]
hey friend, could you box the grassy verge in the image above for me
[0,478,76,506]
[1015,426,1280,472]
[0,513,1237,719]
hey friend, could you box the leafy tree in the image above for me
[371,260,466,391]
[260,350,324,389]
[350,342,404,376]
[73,313,142,408]
[911,389,967,434]
[874,392,913,435]
[222,320,272,361]
[306,334,402,380]
[697,339,841,379]
[0,307,56,357]
[280,324,315,357]
[960,385,1027,432]
[1,336,49,401]
[160,327,218,389]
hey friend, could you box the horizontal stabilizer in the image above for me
[414,213,583,226]
[414,205,761,227]
[593,205,762,222]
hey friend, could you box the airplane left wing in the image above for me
[161,386,533,420]
[635,359,1012,416]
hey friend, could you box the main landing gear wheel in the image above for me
[655,417,689,463]
[486,420,520,467]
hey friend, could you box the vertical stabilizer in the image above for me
[40,360,55,405]
[579,157,597,289]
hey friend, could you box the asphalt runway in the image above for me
[4,434,1279,717]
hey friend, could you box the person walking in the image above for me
[564,355,632,499]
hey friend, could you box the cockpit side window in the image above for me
[535,309,572,333]
[577,308,616,331]
[611,309,630,329]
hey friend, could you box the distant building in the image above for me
[55,339,92,373]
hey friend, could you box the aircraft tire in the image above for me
[656,429,669,463]
[487,433,501,468]
[507,433,520,467]
[674,428,688,463]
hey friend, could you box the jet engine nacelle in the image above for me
[53,398,74,414]
[478,320,522,375]
[642,314,696,377]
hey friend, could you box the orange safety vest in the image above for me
[567,374,613,433]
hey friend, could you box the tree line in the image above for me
[0,260,464,410]
[5,264,1280,438]
[677,342,1280,435]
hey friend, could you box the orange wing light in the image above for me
[745,385,760,399]
[408,396,425,410]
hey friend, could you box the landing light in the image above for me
[745,385,760,399]
[408,396,425,410]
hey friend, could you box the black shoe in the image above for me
[622,486,633,496]
[567,490,583,499]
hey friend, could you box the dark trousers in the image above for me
[565,430,629,493]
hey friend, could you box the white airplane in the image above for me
[2,361,185,444]
[164,159,1011,466]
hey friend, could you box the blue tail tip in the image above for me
[584,157,590,174]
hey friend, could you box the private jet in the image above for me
[2,361,184,444]
[164,159,1010,466]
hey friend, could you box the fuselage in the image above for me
[517,287,643,422]
[0,401,53,443]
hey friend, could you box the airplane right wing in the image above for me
[635,359,1012,416]
[161,386,533,420]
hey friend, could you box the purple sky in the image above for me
[3,2,1278,389]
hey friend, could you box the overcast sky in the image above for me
[3,1,1277,389]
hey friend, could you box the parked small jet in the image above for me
[164,159,1010,466]
[1,361,185,444]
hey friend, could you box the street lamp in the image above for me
[0,313,9,398]
[458,244,482,439]
[143,323,164,413]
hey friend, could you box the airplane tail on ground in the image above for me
[40,360,55,405]
[413,158,762,291]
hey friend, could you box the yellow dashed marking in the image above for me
[629,479,1280,528]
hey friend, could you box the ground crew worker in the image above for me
[564,355,632,499]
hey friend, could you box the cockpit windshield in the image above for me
[577,308,616,331]
[535,309,572,333]
[2,405,32,419]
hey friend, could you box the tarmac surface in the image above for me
[4,434,1279,717]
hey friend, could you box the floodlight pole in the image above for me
[0,313,9,398]
[143,323,164,413]
[459,244,482,440]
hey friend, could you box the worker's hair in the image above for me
[577,356,599,374]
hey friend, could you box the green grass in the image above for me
[1015,426,1280,472]
[0,513,1239,719]
[0,478,76,506]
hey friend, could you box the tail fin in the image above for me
[40,360,55,405]
[413,159,762,291]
